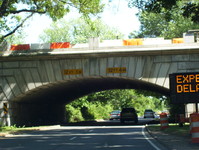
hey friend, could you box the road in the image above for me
[0,123,168,150]
[65,117,159,126]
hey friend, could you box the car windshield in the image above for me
[111,110,120,114]
[122,108,135,113]
[145,109,153,113]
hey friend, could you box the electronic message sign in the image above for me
[169,72,199,103]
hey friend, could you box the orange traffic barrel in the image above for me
[172,38,184,44]
[190,113,198,133]
[190,113,199,143]
[123,39,137,45]
[123,39,143,46]
[160,112,169,129]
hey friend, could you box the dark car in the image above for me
[120,108,138,124]
[109,110,121,120]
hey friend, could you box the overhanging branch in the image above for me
[1,13,34,40]
[10,9,46,14]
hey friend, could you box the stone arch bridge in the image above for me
[1,42,199,126]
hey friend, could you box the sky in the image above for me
[24,0,140,43]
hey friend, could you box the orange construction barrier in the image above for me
[50,42,70,49]
[172,38,184,44]
[190,113,197,133]
[160,112,169,129]
[190,113,199,143]
[123,39,143,46]
[10,44,30,51]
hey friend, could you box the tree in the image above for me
[5,28,26,44]
[129,1,199,39]
[128,0,199,23]
[0,0,104,41]
[65,89,168,122]
[39,17,124,44]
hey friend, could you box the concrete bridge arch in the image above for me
[11,76,169,126]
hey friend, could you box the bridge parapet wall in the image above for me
[0,36,198,54]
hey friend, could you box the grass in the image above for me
[0,125,46,135]
[148,123,190,137]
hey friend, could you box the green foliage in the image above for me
[129,1,199,39]
[0,124,26,132]
[128,0,199,23]
[0,0,104,41]
[65,105,84,122]
[81,106,95,120]
[65,98,113,122]
[0,125,17,132]
[4,28,26,44]
[39,17,124,44]
[86,102,113,119]
[65,89,168,122]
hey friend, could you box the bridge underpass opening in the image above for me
[11,76,169,126]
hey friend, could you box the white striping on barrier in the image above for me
[160,117,168,121]
[192,133,199,138]
[191,122,199,127]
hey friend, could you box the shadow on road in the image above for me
[61,119,159,126]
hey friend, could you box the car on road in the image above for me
[144,109,155,118]
[109,110,121,120]
[120,108,138,124]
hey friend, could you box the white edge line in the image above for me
[142,126,161,150]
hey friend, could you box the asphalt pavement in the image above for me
[1,118,199,150]
[0,125,168,150]
[61,118,199,150]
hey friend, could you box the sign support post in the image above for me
[196,103,198,113]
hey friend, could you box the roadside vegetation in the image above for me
[39,18,124,44]
[0,0,103,42]
[0,125,37,135]
[129,0,199,38]
[148,123,190,137]
[0,125,62,135]
[65,89,168,122]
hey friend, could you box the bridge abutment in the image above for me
[11,102,66,126]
